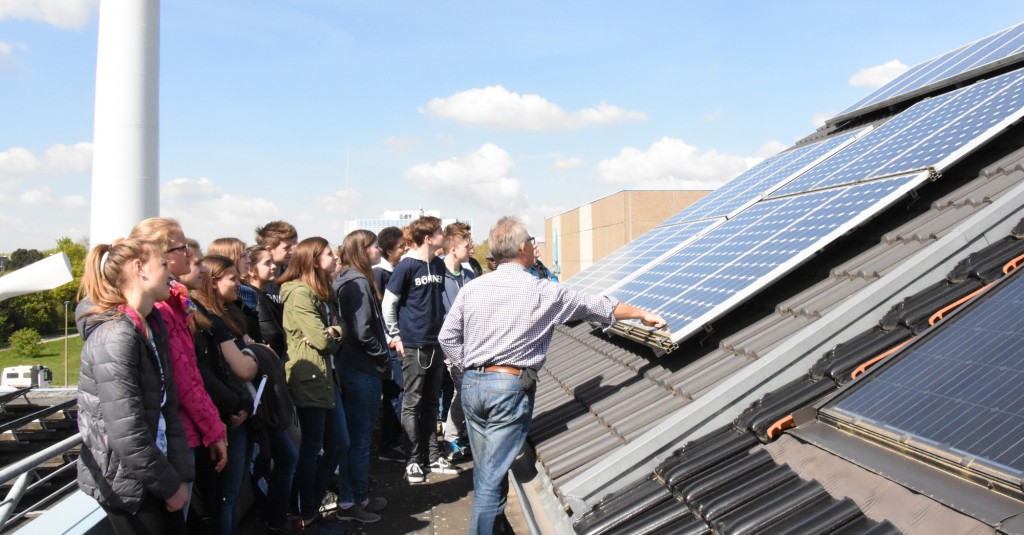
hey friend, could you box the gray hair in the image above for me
[488,216,530,264]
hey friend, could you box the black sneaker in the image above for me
[333,504,380,524]
[428,457,462,475]
[405,462,426,483]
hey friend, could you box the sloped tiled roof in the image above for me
[571,217,1024,535]
[529,141,1024,518]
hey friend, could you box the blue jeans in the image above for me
[265,427,299,528]
[339,366,382,507]
[461,369,535,535]
[295,389,350,520]
[219,424,252,535]
[380,349,404,450]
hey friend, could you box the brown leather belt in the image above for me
[480,365,522,376]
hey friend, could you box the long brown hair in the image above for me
[339,230,380,300]
[277,237,334,301]
[77,239,159,318]
[191,254,245,337]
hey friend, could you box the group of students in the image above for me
[74,215,520,535]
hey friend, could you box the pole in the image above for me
[63,300,70,387]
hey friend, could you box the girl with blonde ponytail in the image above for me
[76,239,193,534]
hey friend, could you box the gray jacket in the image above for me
[76,304,194,513]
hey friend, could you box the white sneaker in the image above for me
[429,457,463,475]
[405,462,426,483]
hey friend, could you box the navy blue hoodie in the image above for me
[384,255,446,347]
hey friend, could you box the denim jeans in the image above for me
[218,424,252,535]
[295,388,349,520]
[265,427,299,528]
[461,369,535,535]
[380,349,404,450]
[401,345,445,465]
[339,365,382,507]
[443,363,467,443]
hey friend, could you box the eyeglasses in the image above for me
[525,237,536,245]
[167,243,190,255]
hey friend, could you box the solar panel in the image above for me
[772,67,1024,197]
[826,270,1024,481]
[566,218,718,295]
[609,173,927,341]
[657,130,865,228]
[834,22,1024,123]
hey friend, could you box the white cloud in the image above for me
[405,143,528,212]
[423,85,647,130]
[849,59,909,89]
[0,42,26,68]
[314,189,363,214]
[553,156,585,171]
[811,112,834,128]
[757,140,788,158]
[0,0,98,29]
[0,142,92,176]
[596,137,752,189]
[162,177,280,246]
[61,195,87,208]
[19,187,52,205]
[16,185,88,208]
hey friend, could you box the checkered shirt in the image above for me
[439,263,618,371]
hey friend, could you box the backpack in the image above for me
[245,343,296,433]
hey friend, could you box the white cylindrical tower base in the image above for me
[89,0,160,245]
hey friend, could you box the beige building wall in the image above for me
[545,190,709,281]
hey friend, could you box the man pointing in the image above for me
[439,216,668,534]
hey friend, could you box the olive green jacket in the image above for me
[281,280,342,409]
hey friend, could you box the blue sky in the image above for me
[3,1,1024,251]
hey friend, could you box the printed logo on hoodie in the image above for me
[415,273,444,286]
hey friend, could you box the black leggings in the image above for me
[103,493,186,535]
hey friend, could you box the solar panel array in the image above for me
[567,219,717,296]
[561,27,1024,348]
[827,271,1024,480]
[609,174,925,340]
[773,66,1024,197]
[566,131,866,295]
[657,130,864,227]
[836,22,1024,122]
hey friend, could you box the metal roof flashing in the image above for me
[549,162,1024,517]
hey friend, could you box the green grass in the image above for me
[0,334,82,387]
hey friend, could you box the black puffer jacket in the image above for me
[76,303,194,513]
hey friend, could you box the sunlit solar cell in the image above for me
[836,22,1024,120]
[657,130,863,228]
[567,219,717,295]
[828,270,1024,480]
[772,67,1024,197]
[611,175,921,340]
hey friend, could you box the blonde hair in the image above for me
[128,217,182,253]
[77,239,159,318]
